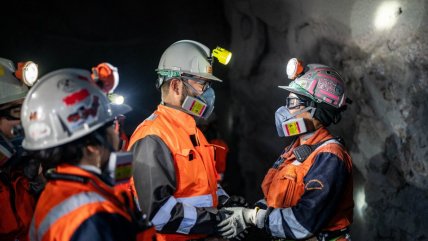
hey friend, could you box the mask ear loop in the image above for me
[181,78,202,97]
[289,106,316,119]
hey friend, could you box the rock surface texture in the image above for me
[223,0,428,240]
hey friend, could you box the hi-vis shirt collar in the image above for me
[157,104,197,134]
[281,127,332,160]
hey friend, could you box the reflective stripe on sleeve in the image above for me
[32,192,106,241]
[269,208,287,238]
[268,208,312,239]
[282,207,312,239]
[216,184,229,198]
[151,196,178,230]
[176,193,213,207]
[176,203,197,234]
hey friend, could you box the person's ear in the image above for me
[169,78,181,95]
[86,145,100,156]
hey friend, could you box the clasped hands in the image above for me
[217,197,266,240]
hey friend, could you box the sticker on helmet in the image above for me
[29,122,51,141]
[63,89,90,106]
[0,66,4,76]
[66,96,100,127]
[206,66,212,74]
[57,78,80,93]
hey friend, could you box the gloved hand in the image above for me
[221,195,250,208]
[232,230,249,241]
[217,207,257,239]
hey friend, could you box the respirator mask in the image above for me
[181,78,215,120]
[275,96,316,137]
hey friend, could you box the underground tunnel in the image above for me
[0,0,427,240]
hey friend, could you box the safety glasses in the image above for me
[0,105,22,121]
[181,74,212,92]
[285,97,308,109]
[194,79,212,91]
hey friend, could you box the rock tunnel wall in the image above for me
[221,0,428,240]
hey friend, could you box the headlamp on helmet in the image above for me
[286,58,304,80]
[108,93,124,105]
[91,62,119,94]
[15,61,38,86]
[212,47,232,65]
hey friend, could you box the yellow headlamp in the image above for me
[212,47,232,65]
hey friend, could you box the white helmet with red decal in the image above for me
[21,68,128,150]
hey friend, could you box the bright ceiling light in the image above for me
[374,1,401,30]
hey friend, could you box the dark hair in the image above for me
[29,123,110,171]
[313,103,344,127]
[296,94,345,127]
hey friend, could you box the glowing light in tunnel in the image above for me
[355,187,367,218]
[374,1,401,30]
[109,93,125,105]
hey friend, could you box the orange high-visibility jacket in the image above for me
[128,104,220,241]
[29,164,155,241]
[210,138,229,179]
[0,171,36,241]
[261,127,353,239]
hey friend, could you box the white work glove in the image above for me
[217,207,266,239]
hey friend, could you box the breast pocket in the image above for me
[174,148,208,194]
[275,165,305,207]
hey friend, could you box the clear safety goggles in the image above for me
[285,97,308,109]
[181,74,212,92]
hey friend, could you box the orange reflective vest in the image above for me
[261,127,353,232]
[0,171,36,241]
[128,104,219,241]
[29,164,155,241]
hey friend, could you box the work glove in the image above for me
[217,207,266,239]
[220,195,250,208]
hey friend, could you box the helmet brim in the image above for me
[187,72,223,82]
[278,85,313,99]
[110,103,132,116]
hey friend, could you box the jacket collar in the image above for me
[281,127,332,159]
[299,127,332,146]
[55,164,113,188]
[157,104,197,134]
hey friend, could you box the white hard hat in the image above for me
[0,57,29,105]
[156,40,222,88]
[21,68,130,150]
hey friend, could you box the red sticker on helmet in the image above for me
[67,96,100,123]
[62,89,90,106]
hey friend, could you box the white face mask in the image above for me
[106,151,133,185]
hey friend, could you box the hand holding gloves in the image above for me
[217,207,266,239]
